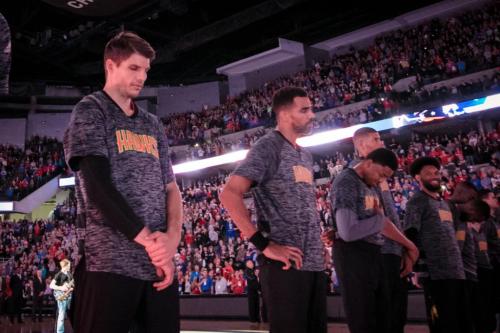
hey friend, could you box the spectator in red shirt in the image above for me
[185,231,194,246]
[231,270,246,295]
[222,260,234,282]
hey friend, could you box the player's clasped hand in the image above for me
[137,230,178,291]
[145,231,177,267]
[153,261,175,291]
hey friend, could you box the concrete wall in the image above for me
[241,56,305,96]
[304,46,331,68]
[136,99,157,115]
[157,81,225,117]
[424,67,499,91]
[227,74,247,99]
[315,98,377,121]
[27,113,71,141]
[0,118,26,147]
[179,292,427,321]
[394,67,499,92]
[45,85,88,97]
[4,103,155,147]
[228,55,306,97]
[219,81,229,103]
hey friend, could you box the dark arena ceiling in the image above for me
[1,0,440,87]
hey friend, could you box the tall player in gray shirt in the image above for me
[221,87,326,333]
[64,32,182,333]
[405,157,472,333]
[332,148,418,333]
[352,127,408,333]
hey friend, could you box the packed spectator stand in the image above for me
[1,125,499,321]
[0,136,65,201]
[162,4,500,151]
[1,2,500,325]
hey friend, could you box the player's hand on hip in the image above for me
[263,241,303,270]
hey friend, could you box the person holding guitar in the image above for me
[50,259,73,333]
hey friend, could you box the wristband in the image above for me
[249,231,269,251]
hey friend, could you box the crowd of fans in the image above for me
[162,4,500,147]
[315,127,500,221]
[0,136,65,201]
[0,123,498,324]
[169,125,500,295]
[1,3,500,321]
[178,71,500,163]
[394,71,500,107]
[179,126,500,296]
[0,192,77,323]
[2,69,497,184]
[2,7,499,175]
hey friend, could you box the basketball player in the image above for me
[332,147,418,333]
[221,87,326,333]
[64,31,182,333]
[405,157,472,333]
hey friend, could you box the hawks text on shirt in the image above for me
[115,129,159,159]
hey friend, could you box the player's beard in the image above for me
[422,179,441,192]
[293,121,313,137]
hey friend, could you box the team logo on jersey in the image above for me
[438,209,453,223]
[456,230,466,241]
[115,129,159,159]
[293,165,313,184]
[364,195,379,210]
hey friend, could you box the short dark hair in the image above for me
[353,127,378,142]
[462,199,490,222]
[104,31,155,70]
[409,157,441,177]
[478,189,493,200]
[366,148,398,171]
[449,181,478,204]
[272,87,308,115]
